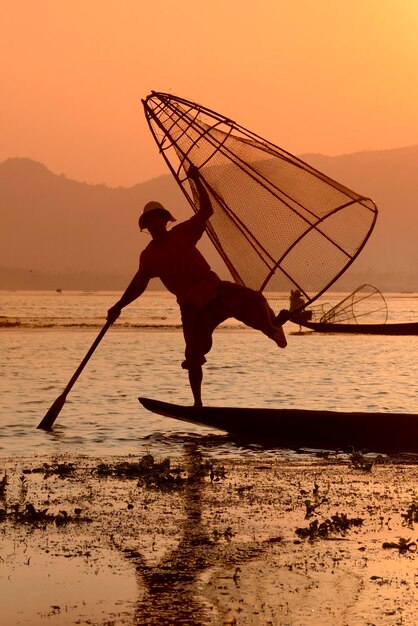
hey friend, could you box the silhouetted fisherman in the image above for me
[289,288,313,331]
[107,166,286,406]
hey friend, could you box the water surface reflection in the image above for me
[126,445,268,625]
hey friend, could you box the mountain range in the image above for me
[1,147,418,291]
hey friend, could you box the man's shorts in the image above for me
[179,281,285,370]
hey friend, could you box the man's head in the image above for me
[139,201,176,232]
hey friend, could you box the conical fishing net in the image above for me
[142,92,378,314]
[318,284,388,325]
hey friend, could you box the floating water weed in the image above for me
[29,462,76,479]
[0,501,92,526]
[302,482,329,518]
[213,526,234,542]
[296,513,364,540]
[349,450,384,471]
[382,537,417,552]
[236,485,254,495]
[0,317,21,327]
[190,456,226,482]
[350,450,374,471]
[95,454,226,491]
[401,502,418,528]
[96,454,186,491]
[19,474,28,494]
[0,473,7,497]
[304,500,320,518]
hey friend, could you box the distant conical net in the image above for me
[318,284,388,325]
[142,92,378,314]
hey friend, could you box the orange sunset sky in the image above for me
[1,0,418,187]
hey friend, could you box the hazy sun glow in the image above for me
[1,0,418,186]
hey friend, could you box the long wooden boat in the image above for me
[139,397,418,453]
[296,320,418,335]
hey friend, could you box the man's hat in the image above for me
[139,201,176,230]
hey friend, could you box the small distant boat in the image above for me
[139,397,418,453]
[292,284,418,336]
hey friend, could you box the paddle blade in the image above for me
[37,393,67,430]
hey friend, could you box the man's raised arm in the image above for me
[188,165,213,220]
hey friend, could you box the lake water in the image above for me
[1,290,417,458]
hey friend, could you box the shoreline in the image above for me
[2,451,418,625]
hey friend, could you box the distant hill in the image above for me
[0,157,227,290]
[1,149,418,291]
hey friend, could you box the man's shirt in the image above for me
[138,212,220,306]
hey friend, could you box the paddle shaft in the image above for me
[37,321,111,430]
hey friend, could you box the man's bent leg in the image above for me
[221,283,287,348]
[258,295,287,348]
[188,366,203,407]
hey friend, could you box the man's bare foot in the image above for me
[275,309,291,325]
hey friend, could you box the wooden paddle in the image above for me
[37,321,112,430]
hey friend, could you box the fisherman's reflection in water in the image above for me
[123,445,268,625]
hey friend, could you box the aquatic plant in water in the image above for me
[0,501,93,526]
[0,473,7,497]
[349,450,384,471]
[401,502,418,528]
[382,537,417,552]
[96,454,186,490]
[95,454,226,491]
[296,513,364,540]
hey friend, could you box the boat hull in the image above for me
[297,320,418,335]
[139,397,418,453]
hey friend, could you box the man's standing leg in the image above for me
[188,366,203,407]
[181,303,213,407]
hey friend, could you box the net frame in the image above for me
[142,91,378,314]
[318,284,388,325]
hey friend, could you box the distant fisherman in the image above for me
[107,166,286,406]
